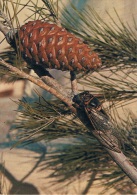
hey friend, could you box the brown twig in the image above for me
[0,59,75,113]
[106,149,137,185]
[41,75,70,97]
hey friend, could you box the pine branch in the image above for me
[0,58,137,184]
[41,75,70,98]
[0,58,74,112]
[106,149,137,185]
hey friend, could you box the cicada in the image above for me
[73,91,121,153]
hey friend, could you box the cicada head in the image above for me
[73,91,101,110]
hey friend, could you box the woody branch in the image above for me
[1,58,137,185]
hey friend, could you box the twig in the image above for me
[41,75,69,97]
[0,59,137,185]
[0,58,75,113]
[106,149,137,185]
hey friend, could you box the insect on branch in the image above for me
[0,10,137,185]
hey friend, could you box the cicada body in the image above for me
[73,91,121,153]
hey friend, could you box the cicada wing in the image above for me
[84,108,121,153]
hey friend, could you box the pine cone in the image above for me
[18,20,101,72]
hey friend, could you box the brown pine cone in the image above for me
[18,20,101,72]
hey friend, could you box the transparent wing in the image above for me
[85,107,121,153]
